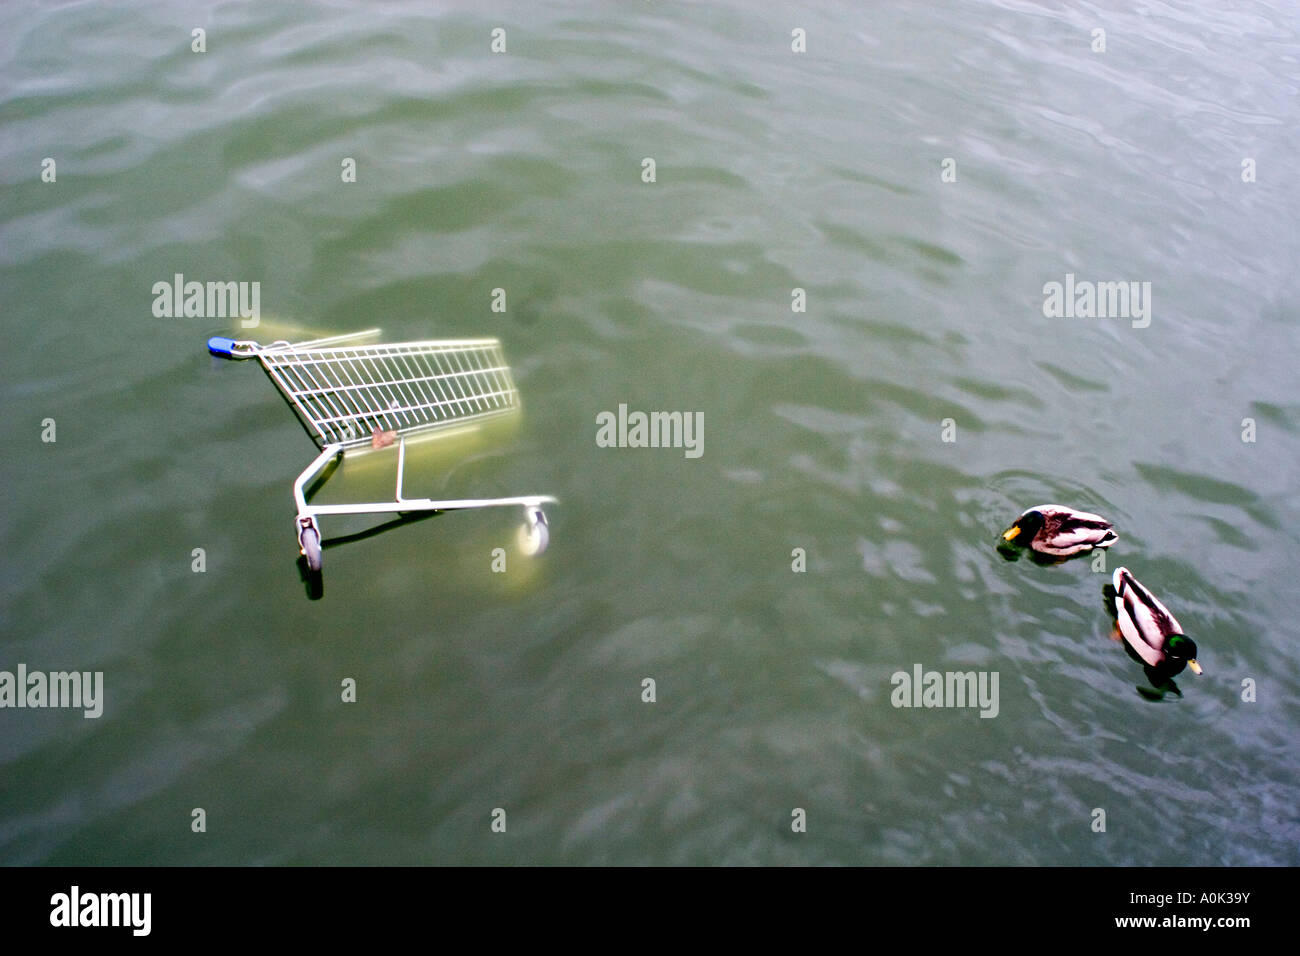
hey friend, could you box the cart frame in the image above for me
[208,329,555,572]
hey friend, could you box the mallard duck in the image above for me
[1111,567,1201,682]
[1000,504,1117,557]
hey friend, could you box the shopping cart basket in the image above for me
[207,329,555,573]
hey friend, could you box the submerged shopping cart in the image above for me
[207,329,555,574]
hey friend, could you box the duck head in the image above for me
[1166,634,1202,675]
[1001,509,1044,545]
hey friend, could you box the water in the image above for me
[2,0,1298,865]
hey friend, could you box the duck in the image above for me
[1111,566,1202,688]
[1000,504,1118,557]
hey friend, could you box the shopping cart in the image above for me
[207,329,555,574]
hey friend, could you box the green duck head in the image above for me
[1165,634,1202,675]
[1001,509,1045,545]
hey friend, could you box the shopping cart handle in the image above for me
[208,336,246,358]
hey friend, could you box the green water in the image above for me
[2,0,1298,865]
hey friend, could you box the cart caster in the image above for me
[298,516,322,572]
[517,507,549,556]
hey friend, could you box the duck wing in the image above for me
[1037,507,1117,555]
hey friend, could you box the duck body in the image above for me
[1111,566,1201,678]
[1001,504,1117,557]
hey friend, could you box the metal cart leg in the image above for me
[293,444,343,572]
[518,504,549,556]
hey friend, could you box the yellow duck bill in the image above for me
[1188,659,1203,675]
[1002,526,1020,541]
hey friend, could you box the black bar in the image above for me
[0,866,1281,942]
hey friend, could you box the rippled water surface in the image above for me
[2,0,1299,865]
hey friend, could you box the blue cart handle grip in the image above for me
[208,336,255,358]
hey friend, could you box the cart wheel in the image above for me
[517,508,549,556]
[298,519,323,572]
